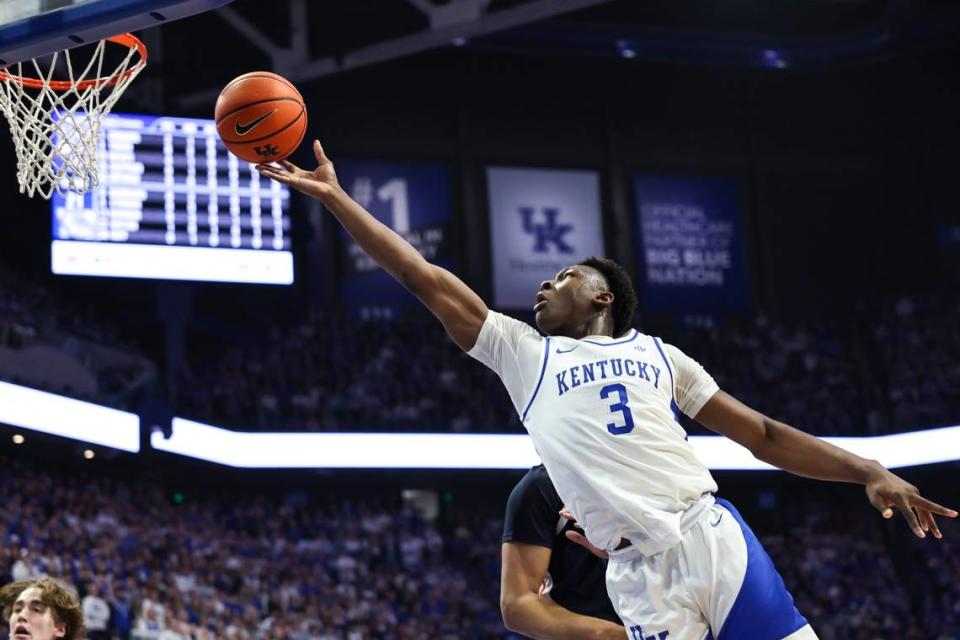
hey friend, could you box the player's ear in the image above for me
[594,289,614,309]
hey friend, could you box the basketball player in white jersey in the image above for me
[257,141,957,640]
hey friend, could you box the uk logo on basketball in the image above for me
[255,144,280,158]
[519,206,574,254]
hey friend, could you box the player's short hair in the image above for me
[0,577,85,640]
[579,257,638,338]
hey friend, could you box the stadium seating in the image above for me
[0,454,955,638]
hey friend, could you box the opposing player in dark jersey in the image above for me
[501,465,623,639]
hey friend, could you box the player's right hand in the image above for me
[864,465,958,539]
[560,508,609,559]
[256,139,340,202]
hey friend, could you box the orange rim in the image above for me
[0,33,147,91]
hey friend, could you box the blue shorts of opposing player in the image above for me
[606,497,818,640]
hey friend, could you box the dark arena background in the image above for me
[0,1,959,639]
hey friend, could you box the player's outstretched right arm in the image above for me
[257,140,488,351]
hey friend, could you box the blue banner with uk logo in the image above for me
[633,175,749,313]
[335,160,453,312]
[486,167,605,309]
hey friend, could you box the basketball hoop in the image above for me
[0,34,147,199]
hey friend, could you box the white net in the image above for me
[0,35,146,199]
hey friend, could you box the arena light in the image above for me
[0,382,140,452]
[687,431,960,471]
[155,417,960,470]
[52,241,294,285]
[153,418,541,468]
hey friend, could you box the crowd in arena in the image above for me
[174,287,960,437]
[0,268,153,404]
[0,455,505,640]
[757,493,960,640]
[175,308,515,434]
[0,269,139,362]
[0,453,957,639]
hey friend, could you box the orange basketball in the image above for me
[214,71,307,164]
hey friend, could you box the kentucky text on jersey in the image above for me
[555,357,662,396]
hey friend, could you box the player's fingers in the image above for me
[279,159,301,173]
[909,495,958,518]
[916,508,940,538]
[254,164,280,177]
[895,498,925,538]
[313,139,330,164]
[564,530,587,545]
[564,530,608,559]
[255,166,290,183]
[918,509,942,539]
[867,493,894,519]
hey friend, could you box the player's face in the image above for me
[8,587,66,640]
[534,265,608,336]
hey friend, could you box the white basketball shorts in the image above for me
[606,498,819,640]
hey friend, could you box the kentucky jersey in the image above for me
[469,311,720,556]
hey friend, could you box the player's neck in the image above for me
[558,314,614,340]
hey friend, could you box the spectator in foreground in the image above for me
[0,576,86,640]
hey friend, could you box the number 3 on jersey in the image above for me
[600,383,635,435]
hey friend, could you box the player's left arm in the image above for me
[695,390,958,538]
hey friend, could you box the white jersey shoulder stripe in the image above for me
[652,336,675,393]
[521,337,552,422]
[652,336,683,422]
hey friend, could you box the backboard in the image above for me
[0,0,234,67]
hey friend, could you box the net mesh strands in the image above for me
[0,34,146,199]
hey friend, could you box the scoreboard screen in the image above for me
[51,113,294,285]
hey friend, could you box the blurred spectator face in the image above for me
[9,587,66,640]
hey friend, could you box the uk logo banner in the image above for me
[487,167,605,309]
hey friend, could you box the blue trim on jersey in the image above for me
[652,337,683,422]
[652,337,675,391]
[715,499,809,640]
[582,329,639,346]
[522,337,551,422]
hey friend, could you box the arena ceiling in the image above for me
[137,0,960,107]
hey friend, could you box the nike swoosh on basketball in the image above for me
[234,109,278,136]
[556,345,580,354]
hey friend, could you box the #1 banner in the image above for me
[336,160,453,310]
